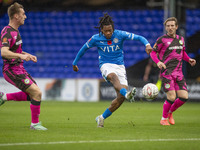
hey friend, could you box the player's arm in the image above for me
[22,51,37,62]
[133,34,152,54]
[72,43,90,72]
[182,50,196,66]
[73,36,95,72]
[151,52,166,69]
[122,31,152,54]
[181,38,196,66]
[1,47,31,61]
[150,43,166,69]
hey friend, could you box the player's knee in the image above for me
[31,88,42,101]
[167,95,176,101]
[179,93,188,100]
[35,90,42,100]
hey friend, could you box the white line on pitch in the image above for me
[0,138,200,147]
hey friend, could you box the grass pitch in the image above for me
[0,101,200,150]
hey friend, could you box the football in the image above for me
[142,83,159,100]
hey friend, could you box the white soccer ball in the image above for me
[142,83,159,100]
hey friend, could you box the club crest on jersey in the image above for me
[113,38,119,43]
[24,79,30,84]
[165,83,170,89]
[179,40,183,45]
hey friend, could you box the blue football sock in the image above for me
[120,88,127,97]
[102,108,112,119]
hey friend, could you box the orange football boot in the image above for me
[168,113,175,125]
[160,119,170,126]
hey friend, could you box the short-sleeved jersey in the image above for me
[153,34,185,75]
[0,25,23,65]
[86,29,137,67]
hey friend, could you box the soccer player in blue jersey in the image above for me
[73,13,152,127]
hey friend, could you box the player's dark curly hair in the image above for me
[95,13,114,35]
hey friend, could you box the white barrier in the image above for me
[0,78,99,102]
[77,79,99,102]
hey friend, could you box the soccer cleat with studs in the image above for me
[168,113,175,125]
[30,122,47,130]
[125,87,136,102]
[160,119,170,126]
[95,115,104,128]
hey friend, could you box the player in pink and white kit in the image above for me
[0,2,47,130]
[150,17,196,126]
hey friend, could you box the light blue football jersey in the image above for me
[73,29,149,68]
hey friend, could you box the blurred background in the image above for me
[0,0,200,101]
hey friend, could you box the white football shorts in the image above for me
[100,63,128,86]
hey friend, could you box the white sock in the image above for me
[100,114,104,119]
[161,117,168,120]
[125,92,128,99]
[31,122,39,126]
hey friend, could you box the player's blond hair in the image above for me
[164,17,178,26]
[7,2,24,20]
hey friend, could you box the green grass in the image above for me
[0,101,200,150]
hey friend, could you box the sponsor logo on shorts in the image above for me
[24,79,30,84]
[165,83,170,89]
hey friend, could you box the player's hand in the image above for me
[73,65,79,72]
[20,54,31,61]
[145,44,152,55]
[189,58,196,66]
[30,55,37,63]
[157,61,166,69]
